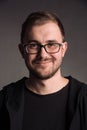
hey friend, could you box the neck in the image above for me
[26,70,69,95]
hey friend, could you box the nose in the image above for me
[38,46,48,57]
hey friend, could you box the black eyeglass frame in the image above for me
[23,42,63,54]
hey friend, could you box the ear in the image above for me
[62,41,68,57]
[18,43,25,58]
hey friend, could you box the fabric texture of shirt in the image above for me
[0,76,87,130]
[22,83,69,130]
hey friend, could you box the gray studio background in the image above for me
[0,0,87,88]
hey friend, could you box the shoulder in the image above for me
[67,76,87,92]
[0,77,27,104]
[1,77,27,91]
[66,77,87,127]
[67,76,87,105]
[67,76,87,114]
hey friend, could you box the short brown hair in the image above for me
[21,11,65,43]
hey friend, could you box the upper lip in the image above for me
[34,59,52,64]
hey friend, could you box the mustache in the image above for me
[32,57,53,63]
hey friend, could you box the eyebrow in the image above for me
[46,40,58,43]
[28,39,58,43]
[28,40,39,43]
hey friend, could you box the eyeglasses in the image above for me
[23,41,63,54]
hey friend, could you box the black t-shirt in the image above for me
[22,83,69,130]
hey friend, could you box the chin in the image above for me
[30,68,59,80]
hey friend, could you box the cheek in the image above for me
[58,48,65,58]
[53,53,63,64]
[25,54,36,65]
[53,53,62,60]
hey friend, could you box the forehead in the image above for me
[26,22,63,42]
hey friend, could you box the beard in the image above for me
[26,57,62,80]
[29,65,60,80]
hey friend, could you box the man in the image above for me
[0,11,87,130]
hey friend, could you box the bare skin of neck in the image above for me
[25,69,69,95]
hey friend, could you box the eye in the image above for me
[47,43,58,48]
[28,43,38,49]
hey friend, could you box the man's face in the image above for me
[22,22,67,80]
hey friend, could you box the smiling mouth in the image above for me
[34,59,52,65]
[36,60,51,64]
